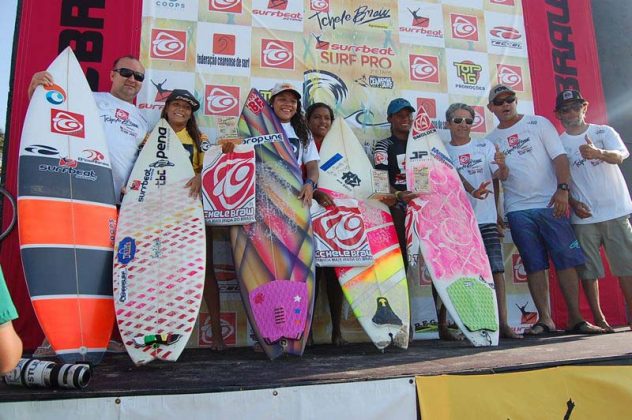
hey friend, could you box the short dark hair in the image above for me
[112,55,141,69]
[306,102,334,122]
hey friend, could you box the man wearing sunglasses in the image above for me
[486,84,603,336]
[556,89,632,333]
[444,103,520,339]
[28,55,148,205]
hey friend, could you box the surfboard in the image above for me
[229,89,315,360]
[318,118,410,350]
[17,47,118,364]
[113,119,206,365]
[405,107,499,347]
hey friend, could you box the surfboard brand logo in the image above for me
[115,109,129,121]
[117,237,137,264]
[50,109,85,138]
[209,0,242,13]
[242,133,283,145]
[24,144,59,156]
[205,85,240,116]
[497,64,523,91]
[490,26,521,40]
[261,39,294,69]
[81,149,105,163]
[245,94,266,114]
[409,55,439,83]
[59,157,78,168]
[205,152,255,212]
[130,180,141,191]
[309,0,329,13]
[118,269,129,303]
[151,29,186,60]
[213,33,236,55]
[430,147,453,168]
[137,168,154,202]
[38,163,96,180]
[318,206,369,251]
[44,84,66,105]
[450,14,478,41]
[149,159,175,168]
[512,254,527,282]
[455,60,483,85]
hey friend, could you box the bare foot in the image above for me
[332,332,347,346]
[439,327,464,341]
[210,338,226,351]
[500,325,523,339]
[595,320,615,334]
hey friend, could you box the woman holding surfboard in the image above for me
[159,89,226,351]
[305,102,346,346]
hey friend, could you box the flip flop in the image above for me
[525,322,558,336]
[565,321,605,335]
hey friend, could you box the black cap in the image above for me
[555,90,586,111]
[165,89,200,112]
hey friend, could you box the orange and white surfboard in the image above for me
[18,47,118,364]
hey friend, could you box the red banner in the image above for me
[1,0,143,349]
[524,0,626,328]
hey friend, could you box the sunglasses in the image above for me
[452,117,474,125]
[113,67,145,82]
[492,95,516,106]
[558,102,584,113]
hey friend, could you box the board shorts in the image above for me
[573,215,632,279]
[507,208,585,274]
[479,223,504,274]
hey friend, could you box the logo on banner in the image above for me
[450,14,478,41]
[59,157,78,168]
[409,54,439,83]
[454,60,483,85]
[308,4,392,31]
[205,152,255,210]
[497,64,524,91]
[416,98,436,119]
[151,79,173,102]
[261,39,294,69]
[309,0,329,13]
[408,8,429,27]
[512,253,527,282]
[213,33,236,55]
[412,111,434,138]
[471,106,486,133]
[312,33,330,50]
[199,312,236,346]
[490,0,515,5]
[490,26,523,49]
[209,0,242,13]
[459,154,471,165]
[318,206,367,251]
[205,85,240,116]
[268,0,288,10]
[44,84,66,105]
[150,29,186,60]
[50,109,85,138]
[24,144,59,156]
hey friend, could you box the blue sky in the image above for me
[0,0,18,132]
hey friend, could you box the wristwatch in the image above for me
[304,179,317,189]
[557,183,570,191]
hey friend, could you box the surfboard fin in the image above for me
[372,297,403,326]
[133,333,182,348]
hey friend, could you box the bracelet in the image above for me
[304,179,317,189]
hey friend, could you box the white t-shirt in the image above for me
[561,124,632,224]
[281,122,319,166]
[445,138,499,224]
[94,92,148,203]
[487,115,565,213]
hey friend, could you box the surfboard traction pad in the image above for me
[114,180,205,365]
[249,280,308,344]
[446,277,498,332]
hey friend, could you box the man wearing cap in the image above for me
[373,98,416,264]
[486,84,603,335]
[555,89,632,332]
[29,55,149,204]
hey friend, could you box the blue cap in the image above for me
[387,98,415,117]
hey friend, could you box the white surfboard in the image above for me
[113,119,206,365]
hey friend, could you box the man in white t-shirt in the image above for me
[28,55,148,204]
[486,84,603,335]
[444,102,521,339]
[556,89,632,331]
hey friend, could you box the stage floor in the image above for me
[2,328,631,402]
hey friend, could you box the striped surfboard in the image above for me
[17,47,118,364]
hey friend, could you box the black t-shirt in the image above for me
[373,135,407,191]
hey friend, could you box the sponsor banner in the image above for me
[142,0,198,21]
[397,1,445,48]
[484,10,528,57]
[304,0,396,34]
[443,6,486,52]
[201,0,251,25]
[417,366,632,420]
[142,18,196,72]
[201,146,256,225]
[251,0,305,32]
[446,48,490,96]
[195,22,252,77]
[136,69,196,128]
[198,312,237,347]
[311,198,373,267]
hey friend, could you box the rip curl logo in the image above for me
[213,33,236,55]
[261,39,294,69]
[50,109,85,138]
[205,85,240,117]
[497,64,524,91]
[150,29,186,60]
[416,98,436,118]
[209,0,242,13]
[309,0,329,13]
[267,0,288,10]
[409,54,439,83]
[204,151,255,211]
[24,144,59,156]
[450,14,478,41]
[412,110,434,137]
[319,206,367,251]
[44,84,66,105]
